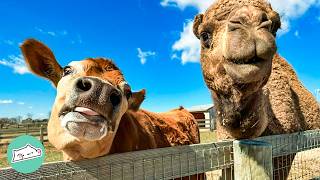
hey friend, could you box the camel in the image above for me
[192,0,320,179]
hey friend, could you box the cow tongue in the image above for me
[74,107,100,116]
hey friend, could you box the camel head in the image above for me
[193,0,280,98]
[20,39,145,159]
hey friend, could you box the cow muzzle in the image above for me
[58,77,123,141]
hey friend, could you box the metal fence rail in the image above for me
[0,130,320,180]
[256,130,320,180]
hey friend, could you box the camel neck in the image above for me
[213,89,268,139]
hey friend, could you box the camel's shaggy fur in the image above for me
[193,0,320,140]
[193,0,320,179]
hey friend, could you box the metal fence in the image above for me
[0,130,320,180]
[257,130,320,180]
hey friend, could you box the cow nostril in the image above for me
[76,79,92,92]
[110,91,121,107]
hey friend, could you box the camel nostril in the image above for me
[76,78,92,92]
[261,13,269,23]
[110,91,121,107]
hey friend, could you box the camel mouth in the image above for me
[223,57,271,83]
[229,57,265,65]
[59,106,112,141]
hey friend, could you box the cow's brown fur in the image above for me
[21,39,203,179]
[111,107,200,153]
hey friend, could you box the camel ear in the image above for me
[128,89,146,111]
[20,39,62,87]
[269,11,281,37]
[193,14,204,39]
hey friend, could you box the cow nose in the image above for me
[110,91,121,107]
[73,77,122,109]
[76,78,93,92]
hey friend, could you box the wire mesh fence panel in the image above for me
[0,141,233,180]
[256,130,320,180]
[1,130,320,180]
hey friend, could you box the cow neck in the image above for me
[109,110,141,153]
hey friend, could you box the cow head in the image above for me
[21,39,145,160]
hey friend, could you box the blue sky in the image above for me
[0,0,319,119]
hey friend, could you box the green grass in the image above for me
[200,130,216,143]
[44,143,63,163]
[0,131,216,168]
[0,157,8,168]
[0,145,9,168]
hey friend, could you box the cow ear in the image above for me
[193,14,204,39]
[20,39,62,87]
[128,89,146,111]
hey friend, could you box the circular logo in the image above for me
[7,135,45,174]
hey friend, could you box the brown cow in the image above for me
[20,39,203,179]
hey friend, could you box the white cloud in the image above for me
[160,0,212,12]
[28,106,33,109]
[161,0,320,64]
[17,102,25,105]
[172,20,200,64]
[137,48,156,64]
[0,55,29,74]
[160,0,214,64]
[0,100,13,104]
[268,0,320,34]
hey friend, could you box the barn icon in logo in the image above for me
[11,144,42,163]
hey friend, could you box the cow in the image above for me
[20,39,203,179]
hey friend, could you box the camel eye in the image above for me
[200,31,212,48]
[259,20,272,32]
[62,66,73,76]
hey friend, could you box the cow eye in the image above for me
[200,31,212,48]
[105,66,114,71]
[62,66,73,76]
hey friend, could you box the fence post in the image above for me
[40,125,44,144]
[233,140,273,180]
